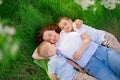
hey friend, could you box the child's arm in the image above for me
[74,19,83,29]
[73,32,90,60]
[49,74,58,80]
[67,59,86,73]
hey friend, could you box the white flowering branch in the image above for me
[74,0,120,10]
[0,24,19,65]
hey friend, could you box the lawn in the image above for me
[0,0,120,79]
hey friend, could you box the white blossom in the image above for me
[0,24,4,35]
[101,0,120,10]
[0,25,16,36]
[74,0,96,10]
[93,7,97,12]
[4,26,16,36]
[0,24,19,65]
[117,0,120,4]
[74,0,120,10]
[0,0,2,5]
[11,43,19,56]
[0,50,3,61]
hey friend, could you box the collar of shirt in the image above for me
[48,49,62,59]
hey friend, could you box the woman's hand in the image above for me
[73,33,90,60]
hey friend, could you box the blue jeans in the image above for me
[108,49,120,74]
[84,45,120,80]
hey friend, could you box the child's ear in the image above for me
[48,50,51,55]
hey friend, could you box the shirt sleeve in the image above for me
[73,23,86,35]
[48,60,57,74]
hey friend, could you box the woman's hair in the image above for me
[37,41,50,58]
[35,24,61,45]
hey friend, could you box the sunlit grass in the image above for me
[0,0,120,79]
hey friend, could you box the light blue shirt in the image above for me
[55,31,98,68]
[73,23,105,44]
[48,53,76,80]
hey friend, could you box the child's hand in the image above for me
[74,19,83,29]
[73,51,81,60]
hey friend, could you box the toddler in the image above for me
[57,16,120,53]
[33,41,96,80]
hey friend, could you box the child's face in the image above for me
[58,19,73,32]
[47,42,57,56]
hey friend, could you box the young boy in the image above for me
[33,41,96,80]
[57,16,120,53]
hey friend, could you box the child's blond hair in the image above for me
[37,41,50,58]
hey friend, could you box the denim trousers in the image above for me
[108,49,120,74]
[84,45,120,80]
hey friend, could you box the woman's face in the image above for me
[43,30,60,44]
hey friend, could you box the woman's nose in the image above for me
[50,36,54,40]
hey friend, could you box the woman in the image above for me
[35,24,61,45]
[33,24,120,80]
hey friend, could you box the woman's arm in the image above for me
[49,74,58,80]
[32,47,47,60]
[73,32,90,60]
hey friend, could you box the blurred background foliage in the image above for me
[0,0,120,79]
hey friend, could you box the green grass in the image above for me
[0,0,120,79]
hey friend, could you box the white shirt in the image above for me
[73,23,105,44]
[55,31,98,68]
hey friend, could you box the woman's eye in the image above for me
[64,23,66,26]
[48,33,51,37]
